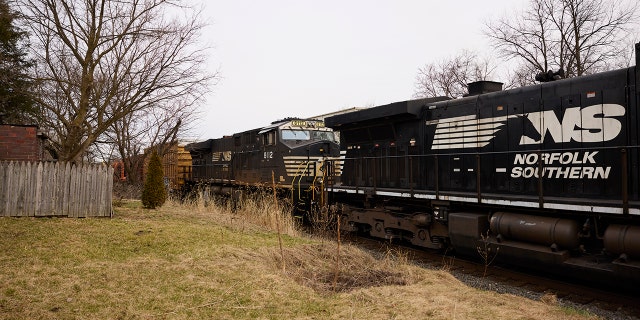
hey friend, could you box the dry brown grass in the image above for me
[0,196,599,319]
[173,189,300,237]
[541,292,559,305]
[269,244,417,293]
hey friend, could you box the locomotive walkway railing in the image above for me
[326,145,639,215]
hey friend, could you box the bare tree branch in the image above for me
[485,0,638,82]
[413,50,495,99]
[15,0,216,162]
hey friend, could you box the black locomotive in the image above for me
[324,44,640,283]
[185,118,341,212]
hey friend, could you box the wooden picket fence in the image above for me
[0,161,113,217]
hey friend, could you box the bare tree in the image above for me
[102,99,197,184]
[414,50,495,99]
[15,0,214,162]
[503,63,539,89]
[485,0,638,82]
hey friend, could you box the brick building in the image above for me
[0,124,49,161]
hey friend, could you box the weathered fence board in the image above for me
[0,161,113,217]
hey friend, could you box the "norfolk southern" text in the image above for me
[510,151,611,179]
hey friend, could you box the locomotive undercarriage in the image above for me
[333,191,640,284]
[339,206,449,249]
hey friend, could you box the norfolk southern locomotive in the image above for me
[185,118,340,212]
[324,44,640,283]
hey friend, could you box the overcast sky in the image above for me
[195,0,528,139]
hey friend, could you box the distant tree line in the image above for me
[414,0,638,99]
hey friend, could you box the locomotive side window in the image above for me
[263,130,276,145]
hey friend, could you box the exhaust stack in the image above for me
[466,81,503,96]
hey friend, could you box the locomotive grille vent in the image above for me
[283,156,343,177]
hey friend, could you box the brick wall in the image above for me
[0,125,44,161]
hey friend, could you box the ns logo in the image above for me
[518,104,625,145]
[427,103,626,150]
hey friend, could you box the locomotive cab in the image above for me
[263,119,340,212]
[258,119,338,176]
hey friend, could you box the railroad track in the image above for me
[346,234,640,319]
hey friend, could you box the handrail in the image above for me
[333,145,640,161]
[327,145,635,211]
[290,160,311,202]
[297,161,311,200]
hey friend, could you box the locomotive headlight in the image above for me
[319,148,324,152]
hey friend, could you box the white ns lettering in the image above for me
[519,104,625,145]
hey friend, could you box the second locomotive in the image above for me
[185,118,341,213]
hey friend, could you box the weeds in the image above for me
[272,172,286,273]
[173,187,299,237]
[333,207,341,292]
[477,231,500,277]
[278,243,418,294]
[540,292,558,305]
[441,247,456,272]
[308,205,338,239]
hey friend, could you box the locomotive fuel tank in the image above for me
[490,212,580,250]
[604,225,640,259]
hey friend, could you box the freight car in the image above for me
[324,43,640,283]
[185,118,341,212]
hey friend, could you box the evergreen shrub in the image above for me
[141,151,167,209]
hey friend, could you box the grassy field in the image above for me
[0,197,596,319]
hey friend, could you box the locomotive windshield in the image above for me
[281,129,336,142]
[311,130,336,142]
[282,129,311,141]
